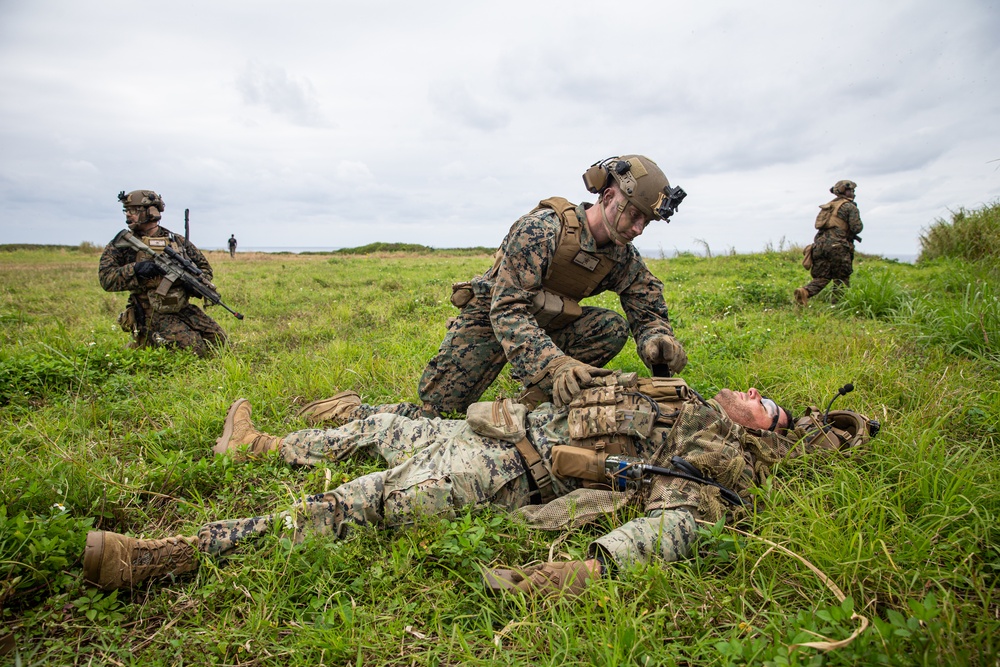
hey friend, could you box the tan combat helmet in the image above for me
[118,189,165,225]
[582,155,686,221]
[830,180,857,197]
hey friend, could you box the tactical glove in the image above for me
[483,561,596,598]
[133,261,164,280]
[640,335,687,374]
[547,356,614,407]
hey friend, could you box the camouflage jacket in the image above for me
[814,198,863,247]
[98,225,214,297]
[472,201,676,382]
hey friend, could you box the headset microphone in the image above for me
[823,383,854,424]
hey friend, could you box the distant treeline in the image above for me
[330,242,494,256]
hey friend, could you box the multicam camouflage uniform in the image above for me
[197,393,843,571]
[344,201,677,421]
[99,225,227,356]
[800,197,863,299]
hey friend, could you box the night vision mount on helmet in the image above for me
[582,155,686,222]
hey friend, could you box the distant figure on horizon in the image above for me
[99,189,227,356]
[795,180,864,306]
[228,234,237,258]
[298,154,689,426]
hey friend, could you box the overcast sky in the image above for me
[1,0,997,256]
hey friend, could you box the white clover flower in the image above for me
[52,503,67,513]
[283,515,296,531]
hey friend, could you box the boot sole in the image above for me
[214,398,248,455]
[83,531,105,587]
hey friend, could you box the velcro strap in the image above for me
[513,437,556,504]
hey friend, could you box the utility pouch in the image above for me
[529,289,583,329]
[550,445,607,482]
[117,304,138,333]
[466,398,527,443]
[450,281,475,308]
[148,283,189,314]
[802,244,814,270]
[635,376,692,424]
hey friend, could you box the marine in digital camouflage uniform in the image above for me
[299,155,690,425]
[99,189,227,357]
[83,375,870,595]
[795,180,864,305]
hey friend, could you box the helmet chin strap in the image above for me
[599,196,630,246]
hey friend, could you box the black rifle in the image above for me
[604,454,746,507]
[112,229,244,320]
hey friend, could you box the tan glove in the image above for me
[483,561,596,597]
[546,356,614,407]
[640,336,687,374]
[295,390,362,426]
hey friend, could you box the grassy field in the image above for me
[1,237,998,665]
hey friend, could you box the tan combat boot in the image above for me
[83,530,199,590]
[213,398,284,459]
[794,287,809,306]
[295,390,362,426]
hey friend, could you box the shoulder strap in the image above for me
[535,198,615,299]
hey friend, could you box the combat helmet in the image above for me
[830,180,857,197]
[118,189,165,225]
[582,155,686,221]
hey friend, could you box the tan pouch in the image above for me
[117,304,137,333]
[148,284,189,314]
[802,244,814,270]
[450,281,475,308]
[550,445,606,482]
[529,289,582,329]
[636,376,692,424]
[466,398,527,443]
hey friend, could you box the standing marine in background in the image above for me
[301,155,689,424]
[795,180,864,305]
[99,189,227,357]
[228,234,237,258]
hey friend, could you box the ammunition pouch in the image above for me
[802,244,814,270]
[635,377,691,425]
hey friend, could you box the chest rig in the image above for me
[451,198,617,329]
[550,373,696,487]
[136,233,191,314]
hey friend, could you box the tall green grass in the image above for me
[1,247,998,664]
[919,200,1000,264]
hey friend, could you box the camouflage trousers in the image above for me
[801,240,854,299]
[591,509,698,568]
[197,413,532,557]
[140,304,227,357]
[417,303,629,414]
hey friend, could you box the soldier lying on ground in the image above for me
[297,155,688,425]
[83,374,874,597]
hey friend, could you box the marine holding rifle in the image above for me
[82,372,877,596]
[300,154,690,425]
[99,189,229,356]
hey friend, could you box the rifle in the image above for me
[603,454,746,507]
[112,229,244,320]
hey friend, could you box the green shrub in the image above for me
[919,201,1000,263]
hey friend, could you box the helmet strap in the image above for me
[599,193,630,246]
